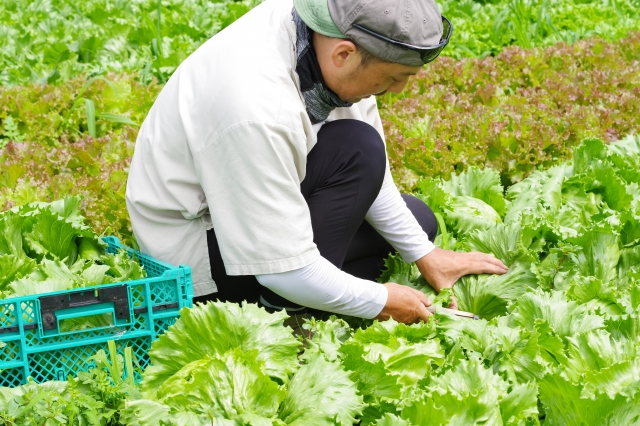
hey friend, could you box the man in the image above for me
[126,0,507,324]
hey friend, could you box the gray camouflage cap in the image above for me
[293,0,446,67]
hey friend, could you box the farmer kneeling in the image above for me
[126,0,508,324]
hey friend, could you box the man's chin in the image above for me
[344,95,372,103]
[346,92,386,102]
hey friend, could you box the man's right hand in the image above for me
[375,283,432,324]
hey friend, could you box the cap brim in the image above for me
[293,0,346,39]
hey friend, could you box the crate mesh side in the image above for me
[25,326,135,347]
[1,302,17,328]
[131,284,146,308]
[1,339,21,362]
[29,344,97,383]
[132,314,147,331]
[137,256,167,278]
[26,336,152,384]
[151,281,177,305]
[0,367,24,388]
[129,337,152,370]
[153,317,177,337]
[21,301,36,325]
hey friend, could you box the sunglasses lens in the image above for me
[442,17,451,41]
[420,46,445,64]
[420,16,452,64]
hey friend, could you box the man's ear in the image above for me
[331,40,359,68]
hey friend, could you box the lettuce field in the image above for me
[1,0,640,425]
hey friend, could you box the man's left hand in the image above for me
[415,248,508,310]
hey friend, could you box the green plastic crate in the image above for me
[0,236,193,387]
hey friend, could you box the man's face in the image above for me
[335,61,422,103]
[313,33,422,104]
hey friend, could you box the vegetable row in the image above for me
[3,134,639,425]
[3,33,640,246]
[1,0,638,86]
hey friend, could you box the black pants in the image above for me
[193,119,438,311]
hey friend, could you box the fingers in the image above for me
[410,288,432,307]
[415,303,431,323]
[470,252,508,268]
[484,255,508,269]
[448,296,459,310]
[466,252,508,274]
[379,283,433,325]
[476,261,509,275]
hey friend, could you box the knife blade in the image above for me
[427,305,479,320]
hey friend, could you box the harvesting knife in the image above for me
[427,306,479,320]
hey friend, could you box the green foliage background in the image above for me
[382,32,640,189]
[1,0,638,86]
[2,33,639,243]
[1,0,639,244]
[0,0,261,86]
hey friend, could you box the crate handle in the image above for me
[39,286,131,332]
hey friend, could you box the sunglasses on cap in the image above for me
[352,15,453,65]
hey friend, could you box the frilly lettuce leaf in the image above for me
[341,319,443,388]
[142,302,300,395]
[0,210,25,256]
[454,255,537,320]
[565,225,621,284]
[417,177,502,236]
[562,329,638,385]
[440,166,508,216]
[401,359,538,426]
[374,413,411,426]
[46,196,91,231]
[504,165,567,223]
[78,236,107,262]
[531,246,574,291]
[300,316,353,362]
[485,317,547,383]
[620,214,640,247]
[339,343,403,403]
[80,264,114,286]
[539,367,640,426]
[156,348,285,421]
[278,352,364,426]
[6,256,121,298]
[22,206,89,266]
[619,244,640,278]
[100,249,146,281]
[608,134,640,160]
[509,289,604,339]
[436,315,546,384]
[0,253,36,292]
[572,138,609,175]
[8,258,80,296]
[586,161,635,212]
[434,312,491,355]
[609,135,640,188]
[566,276,625,316]
[558,179,601,234]
[445,195,503,235]
[0,211,36,290]
[461,221,537,265]
[583,357,640,401]
[1,197,145,300]
[119,399,210,426]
